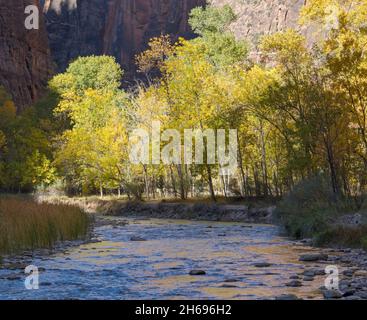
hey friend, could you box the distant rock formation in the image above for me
[211,0,309,52]
[0,0,53,111]
[41,0,206,81]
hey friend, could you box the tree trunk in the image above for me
[325,140,340,197]
[259,121,269,197]
[206,164,216,202]
[143,165,150,199]
[169,165,178,198]
[237,134,247,197]
[176,165,186,200]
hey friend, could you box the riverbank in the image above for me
[1,195,366,299]
[287,241,367,299]
[38,196,276,224]
[38,196,367,249]
[0,196,91,257]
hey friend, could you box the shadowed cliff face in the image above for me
[42,0,206,80]
[0,0,53,111]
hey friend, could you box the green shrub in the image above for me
[276,175,357,239]
[361,236,367,251]
[315,225,367,249]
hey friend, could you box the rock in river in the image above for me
[189,270,206,276]
[299,253,328,262]
[274,294,301,300]
[130,236,147,242]
[322,289,343,299]
[254,262,273,268]
[286,280,303,287]
[303,270,315,277]
[303,276,314,282]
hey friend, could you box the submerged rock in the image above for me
[254,262,273,268]
[299,253,328,262]
[6,274,21,281]
[303,276,314,282]
[130,236,147,242]
[342,290,356,297]
[189,270,206,276]
[286,280,303,287]
[342,269,355,277]
[221,284,238,288]
[224,278,240,283]
[322,289,343,299]
[303,270,315,277]
[274,294,301,300]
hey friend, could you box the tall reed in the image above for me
[0,196,90,255]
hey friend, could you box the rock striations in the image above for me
[0,0,53,111]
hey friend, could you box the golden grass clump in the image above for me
[0,197,90,255]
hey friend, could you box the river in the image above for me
[0,216,326,300]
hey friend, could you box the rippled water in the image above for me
[0,217,325,300]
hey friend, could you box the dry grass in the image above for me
[315,225,367,250]
[0,196,90,256]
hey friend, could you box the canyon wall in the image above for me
[1,0,309,109]
[211,0,307,45]
[41,0,310,78]
[42,0,206,80]
[0,0,53,111]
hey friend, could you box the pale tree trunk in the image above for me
[237,134,247,197]
[259,121,269,197]
[143,165,150,199]
[221,174,228,198]
[169,165,178,198]
[100,185,104,199]
[206,164,216,202]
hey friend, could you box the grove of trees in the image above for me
[1,0,366,203]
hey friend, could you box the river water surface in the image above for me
[0,217,326,300]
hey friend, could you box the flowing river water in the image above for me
[0,217,327,300]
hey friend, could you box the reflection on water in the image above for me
[0,217,324,300]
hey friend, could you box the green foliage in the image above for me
[0,87,58,192]
[276,176,333,238]
[51,56,129,196]
[189,4,236,35]
[276,175,358,238]
[315,226,367,249]
[50,55,123,95]
[189,5,248,67]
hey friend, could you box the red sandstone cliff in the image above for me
[0,0,53,111]
[42,0,206,79]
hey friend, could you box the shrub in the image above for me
[276,175,357,239]
[315,225,367,249]
[361,236,367,251]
